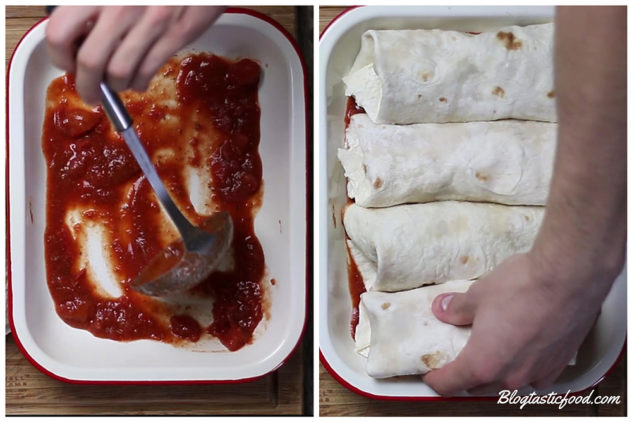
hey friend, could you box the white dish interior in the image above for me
[319,6,626,398]
[9,11,306,382]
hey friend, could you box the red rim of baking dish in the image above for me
[318,5,626,402]
[6,6,310,385]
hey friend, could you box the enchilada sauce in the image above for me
[42,54,265,350]
[344,96,365,127]
[343,96,367,338]
[346,242,366,340]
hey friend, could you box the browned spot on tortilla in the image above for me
[373,177,383,189]
[421,352,445,369]
[460,255,469,264]
[381,302,390,310]
[417,94,423,99]
[524,214,531,222]
[497,31,522,50]
[422,321,429,326]
[547,90,555,98]
[422,73,430,82]
[492,86,505,97]
[362,163,368,174]
[439,97,447,103]
[475,171,488,181]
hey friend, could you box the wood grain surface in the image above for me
[319,6,350,36]
[7,335,304,416]
[5,5,309,416]
[317,6,626,417]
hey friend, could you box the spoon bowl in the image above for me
[132,211,234,296]
[99,82,233,296]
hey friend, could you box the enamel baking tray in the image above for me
[319,6,626,399]
[8,8,307,383]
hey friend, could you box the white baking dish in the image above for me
[319,6,626,399]
[8,9,307,383]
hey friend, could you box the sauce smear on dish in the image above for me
[344,96,367,337]
[346,243,366,340]
[344,96,365,127]
[42,53,266,351]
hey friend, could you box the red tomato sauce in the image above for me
[344,96,366,127]
[42,53,265,351]
[343,96,367,338]
[346,242,366,340]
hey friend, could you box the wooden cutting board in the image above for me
[5,5,307,416]
[7,336,304,416]
[318,6,626,417]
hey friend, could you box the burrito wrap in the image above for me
[344,202,543,292]
[344,24,556,124]
[359,280,474,378]
[339,114,556,207]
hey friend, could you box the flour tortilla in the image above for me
[344,24,556,124]
[344,202,543,292]
[357,279,575,378]
[359,280,474,378]
[339,114,556,207]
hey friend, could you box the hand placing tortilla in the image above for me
[423,254,613,395]
[423,6,626,395]
[357,280,474,378]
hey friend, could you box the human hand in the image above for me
[423,253,617,396]
[46,6,224,104]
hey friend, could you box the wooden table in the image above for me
[318,6,626,417]
[7,335,305,416]
[5,5,311,416]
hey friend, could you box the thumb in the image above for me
[431,291,476,326]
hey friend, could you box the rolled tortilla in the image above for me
[358,280,575,378]
[339,114,556,207]
[344,202,543,292]
[344,24,556,124]
[360,280,474,378]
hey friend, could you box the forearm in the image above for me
[531,7,626,289]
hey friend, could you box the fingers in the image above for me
[130,6,223,91]
[127,23,186,92]
[75,7,144,104]
[466,382,506,396]
[424,288,481,395]
[530,365,567,390]
[46,6,224,104]
[45,6,100,73]
[432,291,477,326]
[106,7,183,92]
[423,345,486,396]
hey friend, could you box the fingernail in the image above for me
[440,294,453,312]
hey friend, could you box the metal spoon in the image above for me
[99,82,233,296]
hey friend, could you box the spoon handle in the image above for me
[99,82,199,249]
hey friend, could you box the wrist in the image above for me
[527,239,624,303]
